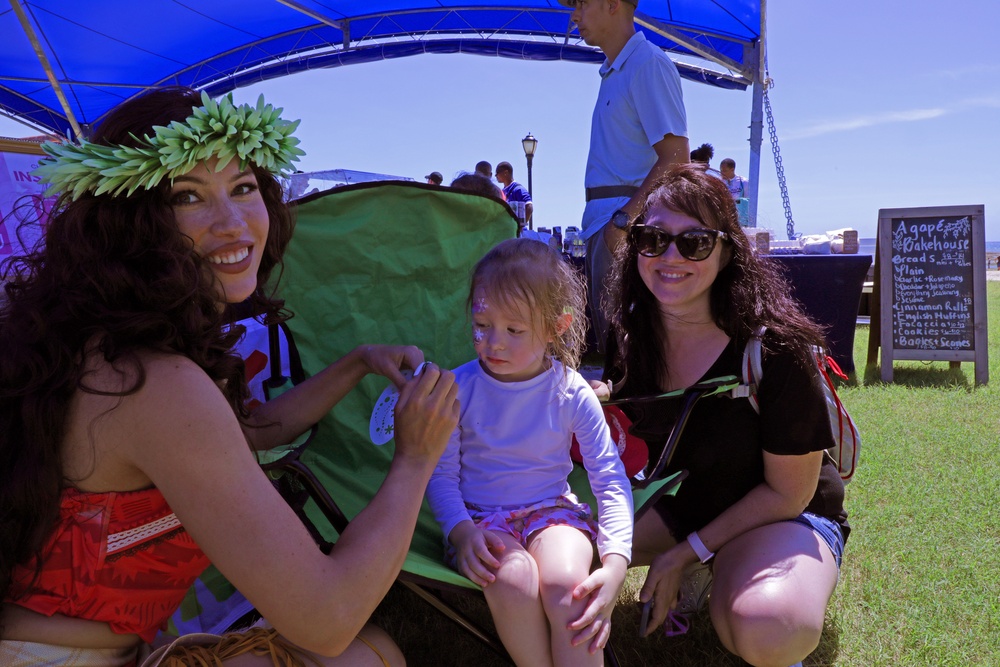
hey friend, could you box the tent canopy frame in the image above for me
[0,0,767,222]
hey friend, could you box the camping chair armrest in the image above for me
[635,380,729,489]
[261,444,350,546]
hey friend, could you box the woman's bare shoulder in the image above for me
[78,344,209,391]
[120,351,235,426]
[77,347,229,423]
[67,348,233,489]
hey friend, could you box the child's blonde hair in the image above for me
[468,238,588,369]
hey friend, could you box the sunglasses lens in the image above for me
[676,230,718,261]
[635,227,664,256]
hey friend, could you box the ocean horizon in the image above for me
[854,238,999,256]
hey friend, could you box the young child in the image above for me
[426,238,633,666]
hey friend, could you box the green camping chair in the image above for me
[266,181,520,659]
[170,182,741,663]
[166,181,515,639]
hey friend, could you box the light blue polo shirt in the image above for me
[581,32,687,240]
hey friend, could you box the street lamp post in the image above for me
[521,133,537,228]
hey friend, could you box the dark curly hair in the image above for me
[0,87,295,614]
[605,163,826,394]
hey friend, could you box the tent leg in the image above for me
[398,580,514,663]
[748,78,764,229]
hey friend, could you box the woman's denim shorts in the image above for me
[789,511,845,568]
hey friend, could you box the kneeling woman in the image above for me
[602,164,849,667]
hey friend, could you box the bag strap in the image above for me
[819,348,849,382]
[266,321,284,391]
[279,321,306,384]
[263,320,307,398]
[732,326,766,412]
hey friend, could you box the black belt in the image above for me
[585,185,640,202]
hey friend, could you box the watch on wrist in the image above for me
[610,208,631,230]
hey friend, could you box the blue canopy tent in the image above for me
[0,0,767,220]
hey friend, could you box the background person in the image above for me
[0,87,459,666]
[425,171,444,185]
[562,0,689,353]
[688,142,713,166]
[450,171,504,200]
[602,164,848,667]
[474,160,493,180]
[494,161,533,232]
[719,158,748,200]
[690,142,722,179]
[474,161,505,201]
[719,158,750,226]
[427,238,633,666]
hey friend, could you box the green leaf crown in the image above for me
[34,91,305,200]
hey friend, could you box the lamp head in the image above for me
[521,133,538,158]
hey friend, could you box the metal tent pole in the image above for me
[748,78,764,229]
[747,0,767,228]
[9,0,83,139]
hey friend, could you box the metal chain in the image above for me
[763,77,795,239]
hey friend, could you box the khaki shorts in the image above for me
[0,641,137,667]
[1,627,390,667]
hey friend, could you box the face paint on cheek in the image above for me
[473,327,486,345]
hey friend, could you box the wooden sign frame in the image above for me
[873,205,988,385]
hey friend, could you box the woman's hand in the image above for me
[358,344,425,389]
[392,363,459,465]
[638,548,691,637]
[568,553,628,654]
[448,521,504,587]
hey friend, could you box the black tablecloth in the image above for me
[767,254,872,373]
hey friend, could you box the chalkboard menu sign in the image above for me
[876,205,988,384]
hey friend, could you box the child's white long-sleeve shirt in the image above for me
[426,359,633,562]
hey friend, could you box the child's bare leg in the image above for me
[528,526,603,667]
[482,531,553,667]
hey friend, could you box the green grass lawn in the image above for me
[371,283,1000,666]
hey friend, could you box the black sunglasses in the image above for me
[630,224,728,261]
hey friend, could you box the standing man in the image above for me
[425,171,444,185]
[495,160,533,232]
[475,160,493,179]
[719,158,748,200]
[563,0,689,351]
[475,160,505,200]
[720,158,750,226]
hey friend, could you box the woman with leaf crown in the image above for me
[0,86,459,666]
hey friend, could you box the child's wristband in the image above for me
[686,531,715,564]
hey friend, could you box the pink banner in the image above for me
[0,150,54,257]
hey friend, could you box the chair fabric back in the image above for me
[280,182,516,589]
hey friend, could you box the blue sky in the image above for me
[2,1,997,240]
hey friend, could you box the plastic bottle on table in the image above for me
[574,235,586,258]
[550,226,563,253]
[563,227,579,255]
